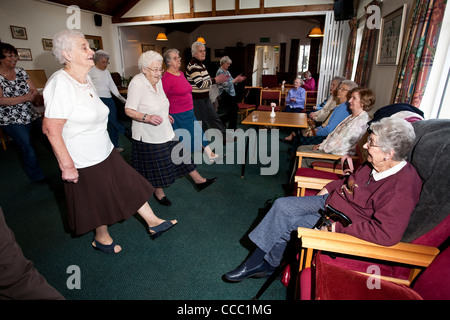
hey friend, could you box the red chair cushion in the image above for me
[238,103,256,109]
[295,167,340,180]
[314,253,423,300]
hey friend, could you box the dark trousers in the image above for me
[193,98,226,134]
[0,207,64,300]
[217,92,238,130]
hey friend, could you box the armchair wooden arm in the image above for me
[296,150,357,169]
[297,227,440,285]
[294,175,333,196]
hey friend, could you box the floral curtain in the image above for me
[392,0,447,107]
[354,0,380,87]
[344,17,358,79]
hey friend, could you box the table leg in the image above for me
[241,135,249,179]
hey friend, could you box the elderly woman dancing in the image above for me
[43,30,177,254]
[224,117,422,282]
[125,50,217,207]
[161,48,221,162]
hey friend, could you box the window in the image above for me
[297,45,310,73]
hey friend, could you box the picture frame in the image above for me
[141,44,155,53]
[42,38,53,51]
[17,48,32,61]
[85,35,103,51]
[376,4,408,65]
[10,25,28,40]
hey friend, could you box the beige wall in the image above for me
[0,0,121,82]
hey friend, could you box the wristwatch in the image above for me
[142,113,148,122]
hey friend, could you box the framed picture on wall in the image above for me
[17,48,32,61]
[141,44,155,53]
[85,35,103,51]
[376,4,407,65]
[42,38,53,50]
[10,25,28,40]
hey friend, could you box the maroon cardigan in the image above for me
[324,163,422,246]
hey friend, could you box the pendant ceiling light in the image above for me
[196,37,206,44]
[156,32,168,41]
[308,27,324,38]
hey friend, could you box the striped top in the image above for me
[185,57,216,99]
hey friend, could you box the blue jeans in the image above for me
[100,97,126,148]
[2,118,46,182]
[248,194,328,267]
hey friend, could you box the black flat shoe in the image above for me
[153,193,172,206]
[223,261,270,283]
[196,177,217,191]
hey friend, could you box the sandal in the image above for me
[149,220,177,240]
[92,239,121,254]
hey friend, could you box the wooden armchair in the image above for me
[297,227,440,286]
[293,119,450,299]
[237,86,261,121]
[257,89,282,112]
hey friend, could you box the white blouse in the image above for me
[44,69,114,168]
[125,73,175,144]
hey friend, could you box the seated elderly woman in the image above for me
[223,117,422,282]
[283,80,358,153]
[298,87,375,168]
[283,77,306,113]
[125,50,217,207]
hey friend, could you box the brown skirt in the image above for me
[64,149,154,235]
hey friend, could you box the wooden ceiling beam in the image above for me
[112,3,332,24]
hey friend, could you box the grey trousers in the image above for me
[248,194,328,267]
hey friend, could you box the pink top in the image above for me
[161,71,193,114]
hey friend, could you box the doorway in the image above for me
[252,45,277,87]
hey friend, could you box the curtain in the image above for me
[354,0,380,87]
[392,0,447,107]
[344,17,358,79]
[288,39,300,81]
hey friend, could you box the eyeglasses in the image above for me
[147,67,164,73]
[172,56,181,61]
[338,87,349,92]
[3,54,19,59]
[366,137,380,148]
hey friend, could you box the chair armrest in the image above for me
[294,176,333,196]
[297,227,439,272]
[296,151,357,169]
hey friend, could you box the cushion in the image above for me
[314,253,422,300]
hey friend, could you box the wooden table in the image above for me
[240,111,308,178]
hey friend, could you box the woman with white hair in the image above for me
[89,50,130,152]
[224,117,422,282]
[216,55,246,129]
[125,50,217,207]
[161,48,221,162]
[43,30,177,253]
[186,41,229,144]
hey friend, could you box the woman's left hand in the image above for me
[168,115,174,124]
[148,115,163,126]
[313,144,320,151]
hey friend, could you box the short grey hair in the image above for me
[369,117,416,161]
[331,76,345,86]
[163,48,179,66]
[52,29,85,64]
[220,56,232,66]
[340,80,358,91]
[294,77,304,85]
[93,50,110,63]
[138,50,163,73]
[191,41,205,56]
